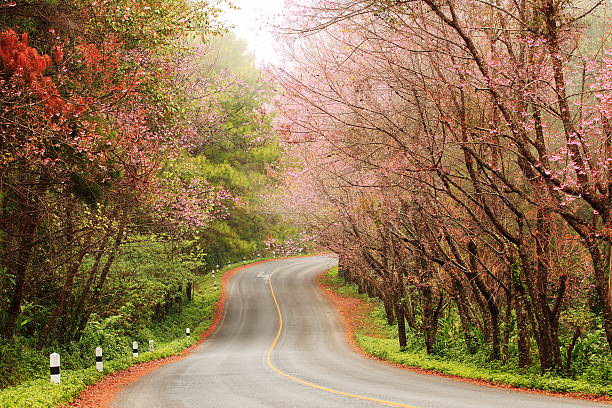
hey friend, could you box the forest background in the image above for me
[1,0,611,401]
[274,0,612,394]
[0,0,304,390]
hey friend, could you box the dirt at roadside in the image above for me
[62,260,258,408]
[317,271,611,404]
[62,255,324,408]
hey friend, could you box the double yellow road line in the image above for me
[265,273,418,408]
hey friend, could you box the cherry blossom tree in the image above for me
[275,0,611,373]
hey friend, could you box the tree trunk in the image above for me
[395,299,407,350]
[421,286,442,354]
[37,216,90,349]
[467,241,500,360]
[502,290,512,363]
[514,285,531,368]
[186,281,193,302]
[404,291,417,330]
[589,244,612,351]
[71,239,108,341]
[358,278,366,295]
[519,247,562,373]
[37,252,84,349]
[366,281,375,298]
[2,189,42,339]
[383,294,395,325]
[451,276,477,354]
[77,219,127,336]
[564,327,581,376]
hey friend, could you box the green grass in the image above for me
[0,261,249,408]
[323,267,612,397]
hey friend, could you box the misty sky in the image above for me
[221,0,285,65]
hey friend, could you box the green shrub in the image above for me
[0,263,242,408]
[327,268,612,397]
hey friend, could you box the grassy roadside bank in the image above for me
[0,261,251,408]
[320,266,611,399]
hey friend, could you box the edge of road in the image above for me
[266,264,419,408]
[64,254,606,408]
[62,255,318,408]
[316,269,612,405]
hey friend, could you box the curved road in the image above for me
[112,256,607,408]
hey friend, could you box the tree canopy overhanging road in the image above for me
[111,256,606,408]
[1,1,610,406]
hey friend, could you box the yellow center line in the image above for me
[265,273,419,408]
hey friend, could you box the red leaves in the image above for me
[78,42,103,67]
[0,25,214,230]
[77,39,122,72]
[0,29,51,78]
[0,28,65,116]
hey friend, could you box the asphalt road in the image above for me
[112,255,607,408]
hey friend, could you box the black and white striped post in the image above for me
[95,347,103,372]
[149,339,155,352]
[132,341,139,357]
[50,352,60,384]
[186,327,190,337]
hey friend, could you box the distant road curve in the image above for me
[112,255,607,408]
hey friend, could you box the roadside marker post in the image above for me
[132,341,139,357]
[149,339,155,352]
[50,353,60,384]
[186,327,190,337]
[95,347,103,372]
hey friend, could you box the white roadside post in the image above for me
[186,327,190,337]
[132,341,139,357]
[95,347,103,372]
[149,339,155,352]
[50,353,60,384]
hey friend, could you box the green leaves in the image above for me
[327,268,612,396]
[92,0,227,52]
[0,267,231,405]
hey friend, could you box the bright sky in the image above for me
[220,0,285,66]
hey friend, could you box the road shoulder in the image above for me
[317,267,611,404]
[62,260,260,408]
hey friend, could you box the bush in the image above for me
[326,268,612,397]
[0,263,239,408]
